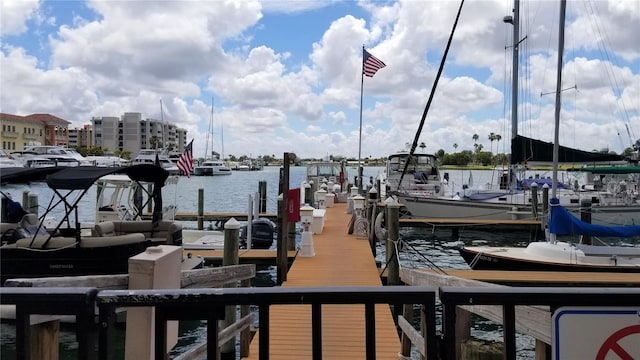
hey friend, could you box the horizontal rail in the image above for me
[97,286,438,360]
[3,285,637,360]
[439,286,640,359]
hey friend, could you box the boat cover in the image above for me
[548,198,640,237]
[0,166,66,184]
[46,165,170,190]
[511,135,624,165]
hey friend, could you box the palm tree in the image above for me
[495,134,502,155]
[488,132,496,155]
[419,142,426,152]
[472,134,479,145]
[453,143,458,152]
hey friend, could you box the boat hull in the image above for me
[459,244,640,273]
[399,194,640,225]
[0,241,152,284]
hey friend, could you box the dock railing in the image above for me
[439,286,640,360]
[2,285,639,359]
[96,285,438,360]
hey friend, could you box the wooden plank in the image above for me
[401,268,552,344]
[4,264,256,289]
[432,269,640,286]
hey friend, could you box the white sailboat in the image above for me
[193,99,232,176]
[394,1,639,227]
[458,0,640,272]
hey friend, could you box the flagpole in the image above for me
[358,46,365,193]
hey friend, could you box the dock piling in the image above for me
[198,188,204,230]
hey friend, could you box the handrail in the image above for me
[439,286,640,359]
[3,285,638,359]
[96,286,438,360]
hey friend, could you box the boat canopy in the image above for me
[46,165,170,190]
[548,198,640,237]
[0,166,67,184]
[511,135,625,165]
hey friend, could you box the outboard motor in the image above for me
[240,218,275,249]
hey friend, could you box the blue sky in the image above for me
[1,0,638,160]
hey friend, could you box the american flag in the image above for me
[363,49,386,77]
[177,139,194,177]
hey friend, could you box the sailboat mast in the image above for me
[510,0,520,141]
[551,0,567,198]
[504,0,521,189]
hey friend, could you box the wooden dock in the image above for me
[243,202,401,359]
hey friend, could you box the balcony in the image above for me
[2,131,18,138]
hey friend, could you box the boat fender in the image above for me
[374,212,387,241]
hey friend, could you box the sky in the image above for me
[1,0,638,161]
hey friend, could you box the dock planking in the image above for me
[243,202,401,359]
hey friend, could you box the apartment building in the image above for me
[92,112,187,157]
[0,113,71,151]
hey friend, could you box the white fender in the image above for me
[374,211,387,241]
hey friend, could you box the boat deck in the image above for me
[243,202,401,359]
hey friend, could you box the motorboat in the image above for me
[84,155,129,167]
[193,155,232,176]
[305,160,350,202]
[0,165,183,283]
[22,145,92,167]
[383,150,447,198]
[131,149,180,175]
[0,150,23,169]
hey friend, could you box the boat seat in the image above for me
[13,233,147,249]
[94,220,182,245]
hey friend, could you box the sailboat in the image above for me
[193,99,232,176]
[458,0,640,272]
[394,0,639,227]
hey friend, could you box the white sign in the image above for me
[552,307,640,360]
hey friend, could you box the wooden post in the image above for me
[386,201,400,286]
[542,184,549,215]
[125,245,181,360]
[221,218,240,359]
[239,278,252,358]
[288,220,296,251]
[368,187,378,256]
[278,153,294,284]
[26,192,39,217]
[530,182,539,219]
[580,199,592,245]
[197,188,204,230]
[258,181,267,214]
[30,319,60,360]
[400,304,413,358]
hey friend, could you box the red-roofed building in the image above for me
[0,113,72,151]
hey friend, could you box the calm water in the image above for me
[1,166,554,359]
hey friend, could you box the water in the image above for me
[0,166,564,359]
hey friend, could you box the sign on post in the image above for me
[552,307,640,360]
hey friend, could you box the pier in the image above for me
[243,202,402,359]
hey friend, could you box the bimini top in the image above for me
[0,166,67,184]
[46,164,170,190]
